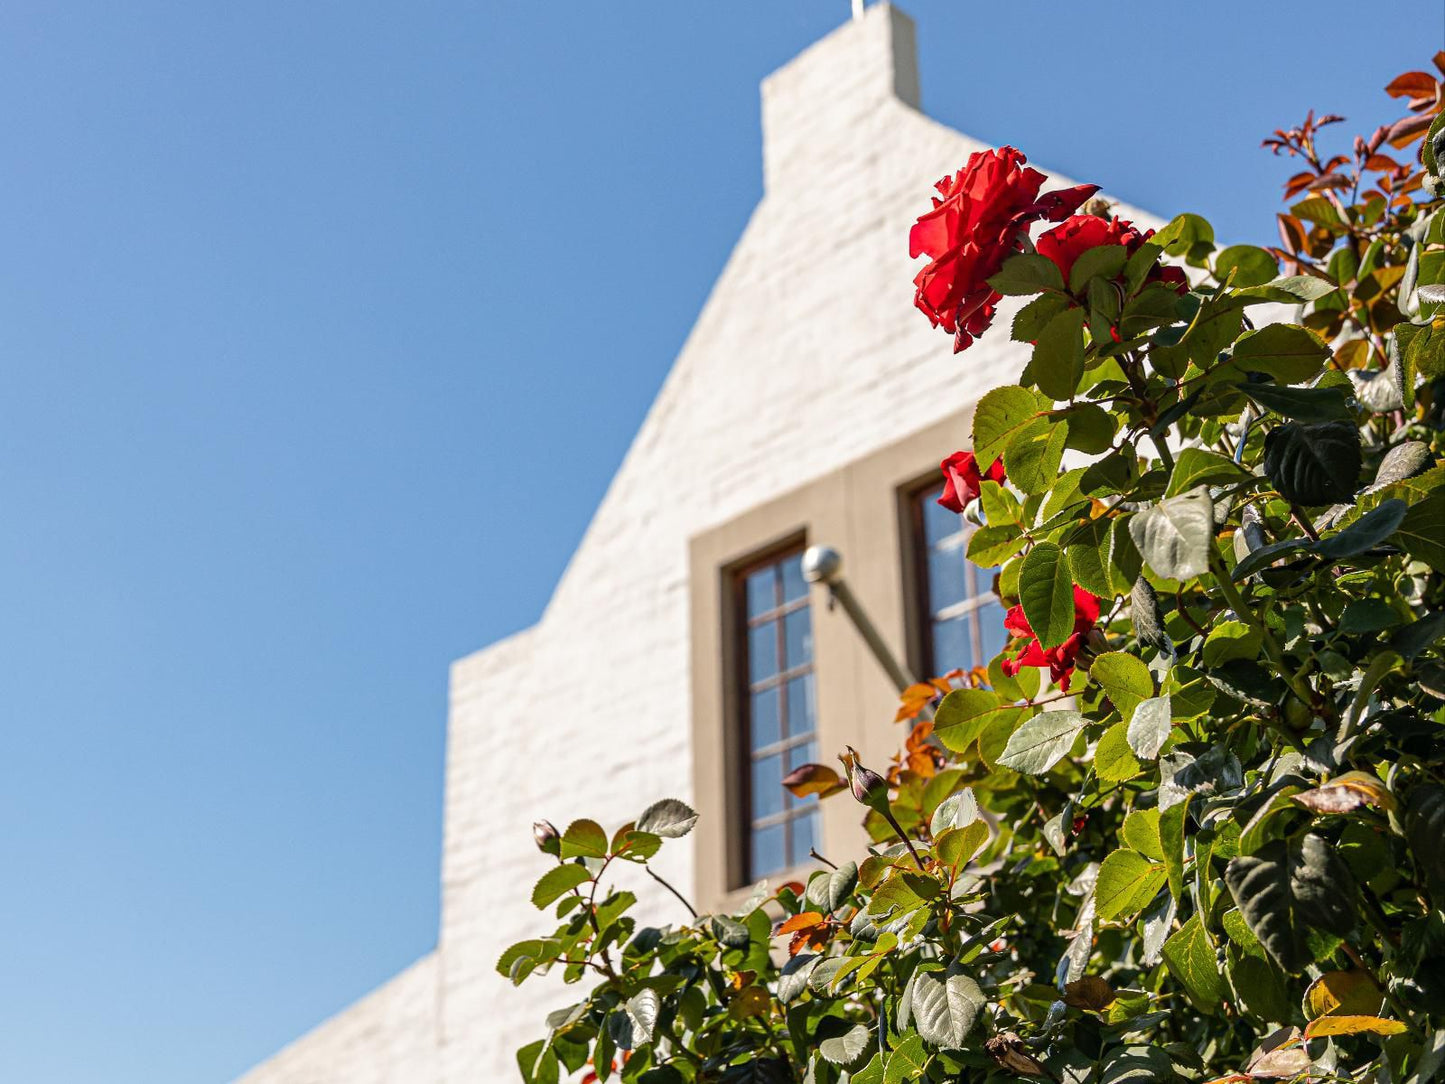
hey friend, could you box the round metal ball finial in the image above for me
[802,544,842,585]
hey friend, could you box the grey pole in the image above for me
[801,544,917,694]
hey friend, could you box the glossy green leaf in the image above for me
[997,710,1087,775]
[1096,849,1167,920]
[1019,542,1076,649]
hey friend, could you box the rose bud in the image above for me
[985,1033,1055,1080]
[1081,196,1113,220]
[533,820,561,856]
[839,746,889,814]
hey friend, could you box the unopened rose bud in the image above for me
[1081,197,1113,220]
[533,820,561,856]
[985,1033,1054,1079]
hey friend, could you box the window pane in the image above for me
[927,544,967,615]
[932,613,971,674]
[785,674,815,737]
[751,822,786,879]
[923,487,963,546]
[783,608,812,670]
[751,755,784,820]
[750,687,781,750]
[748,622,777,684]
[789,812,818,868]
[787,739,817,776]
[977,600,1009,667]
[780,553,808,603]
[745,567,775,618]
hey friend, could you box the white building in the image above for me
[234,6,1163,1081]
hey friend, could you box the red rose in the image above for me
[1000,585,1101,692]
[910,148,1098,352]
[1036,214,1188,293]
[937,451,1007,513]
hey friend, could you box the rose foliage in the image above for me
[502,57,1445,1084]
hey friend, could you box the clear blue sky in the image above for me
[0,2,1432,1081]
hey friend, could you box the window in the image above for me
[910,482,1009,676]
[737,549,820,879]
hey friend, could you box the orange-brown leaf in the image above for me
[1385,71,1438,101]
[1062,975,1117,1011]
[778,911,825,935]
[781,764,847,799]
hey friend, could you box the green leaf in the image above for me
[1019,542,1075,650]
[931,788,979,832]
[911,971,984,1049]
[1129,489,1214,580]
[560,819,610,859]
[988,252,1066,296]
[1232,325,1331,383]
[1096,849,1167,920]
[1062,402,1117,454]
[532,864,591,909]
[517,1039,560,1084]
[933,690,1021,753]
[972,385,1044,467]
[937,820,990,870]
[1095,722,1143,781]
[1154,212,1215,258]
[1396,491,1445,572]
[1391,610,1445,659]
[710,914,750,948]
[1070,243,1129,293]
[637,799,698,839]
[1004,417,1069,495]
[1229,952,1295,1024]
[966,524,1027,568]
[1262,421,1361,506]
[1236,275,1339,304]
[1126,695,1172,760]
[1162,914,1225,1011]
[1292,195,1344,228]
[624,988,660,1047]
[819,1024,872,1067]
[1160,797,1190,901]
[1101,1045,1177,1084]
[1202,620,1262,667]
[1165,448,1247,497]
[883,1033,929,1084]
[1130,576,1171,653]
[825,862,860,913]
[1091,651,1154,719]
[1215,244,1278,287]
[1030,307,1086,400]
[1122,808,1163,859]
[1405,785,1445,888]
[1225,835,1357,974]
[1012,292,1072,342]
[1239,382,1353,422]
[996,709,1087,775]
[1317,498,1408,559]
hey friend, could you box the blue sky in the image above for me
[0,2,1432,1081]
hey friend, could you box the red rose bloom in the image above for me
[937,451,1007,513]
[1036,214,1188,293]
[1000,585,1101,692]
[910,148,1098,352]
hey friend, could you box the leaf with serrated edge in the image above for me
[1129,490,1214,581]
[997,710,1087,775]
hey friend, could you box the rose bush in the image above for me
[501,57,1445,1084]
